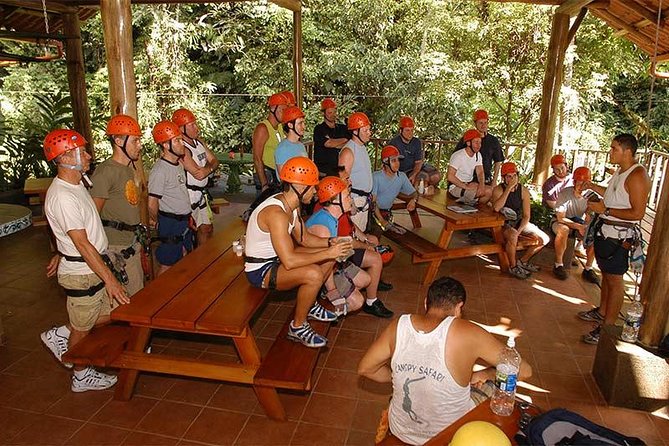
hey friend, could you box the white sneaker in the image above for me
[71,367,118,393]
[41,326,73,369]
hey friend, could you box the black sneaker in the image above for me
[378,280,393,291]
[578,307,604,323]
[582,325,601,345]
[553,265,568,280]
[363,300,394,318]
[581,269,600,285]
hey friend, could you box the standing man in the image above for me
[455,109,504,185]
[40,129,128,392]
[579,134,650,344]
[447,129,492,205]
[542,154,572,209]
[388,116,441,187]
[171,108,219,246]
[274,106,308,176]
[313,98,350,177]
[89,115,145,297]
[148,121,193,275]
[339,112,374,232]
[252,93,290,194]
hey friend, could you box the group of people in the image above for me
[40,109,218,392]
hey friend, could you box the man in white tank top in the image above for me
[578,134,650,344]
[358,276,532,444]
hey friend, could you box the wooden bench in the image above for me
[62,324,132,368]
[210,197,230,214]
[383,227,449,262]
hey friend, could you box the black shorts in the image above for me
[594,236,631,275]
[350,248,366,268]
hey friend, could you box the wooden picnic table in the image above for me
[215,152,254,193]
[23,177,53,226]
[108,219,287,420]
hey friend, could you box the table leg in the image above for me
[409,209,422,229]
[234,330,286,421]
[492,226,510,272]
[114,326,151,401]
[227,164,242,193]
[422,225,454,286]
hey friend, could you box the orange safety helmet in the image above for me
[463,128,482,143]
[106,114,141,137]
[152,121,181,144]
[279,157,320,186]
[550,154,567,167]
[381,145,403,160]
[281,106,305,124]
[573,166,592,182]
[399,116,415,129]
[376,245,395,265]
[317,176,347,203]
[501,162,518,176]
[280,90,296,106]
[43,129,87,161]
[268,92,291,107]
[321,98,336,110]
[348,112,371,130]
[171,108,197,127]
[473,109,489,121]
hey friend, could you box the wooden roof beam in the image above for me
[556,0,596,17]
[482,0,562,4]
[57,0,300,10]
[597,9,654,45]
[654,52,669,63]
[269,0,300,12]
[0,0,78,14]
[619,0,666,27]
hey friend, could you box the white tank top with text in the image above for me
[244,195,297,272]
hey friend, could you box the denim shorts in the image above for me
[155,213,194,266]
[245,261,279,289]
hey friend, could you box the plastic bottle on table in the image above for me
[418,178,425,195]
[621,294,643,343]
[490,336,521,416]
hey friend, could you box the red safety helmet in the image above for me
[381,145,403,161]
[473,109,489,121]
[106,115,141,137]
[43,129,87,161]
[550,154,567,167]
[399,116,415,129]
[268,92,291,107]
[501,162,518,176]
[281,106,305,124]
[279,157,320,186]
[348,112,371,130]
[171,108,197,127]
[376,245,395,265]
[463,128,482,143]
[317,176,347,203]
[573,166,592,182]
[152,121,181,144]
[321,98,336,110]
[280,90,296,106]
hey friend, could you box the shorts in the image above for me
[59,273,111,332]
[333,262,363,300]
[350,195,370,232]
[245,261,279,289]
[191,196,213,227]
[594,236,631,275]
[108,242,144,297]
[550,216,585,239]
[448,184,478,202]
[253,167,279,194]
[155,213,194,266]
[349,248,366,268]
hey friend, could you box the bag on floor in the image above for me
[516,408,646,446]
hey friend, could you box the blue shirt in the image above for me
[274,139,308,176]
[372,170,416,210]
[305,208,338,237]
[388,135,423,174]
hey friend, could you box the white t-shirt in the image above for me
[448,148,482,184]
[45,177,108,276]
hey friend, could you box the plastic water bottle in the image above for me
[621,294,643,343]
[490,336,521,416]
[418,178,425,195]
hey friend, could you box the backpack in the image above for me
[516,408,646,446]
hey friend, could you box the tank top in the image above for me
[261,120,285,169]
[346,140,373,195]
[244,195,297,272]
[503,184,523,221]
[389,315,474,445]
[305,208,338,237]
[183,138,208,207]
[602,163,645,239]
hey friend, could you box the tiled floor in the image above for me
[0,203,667,445]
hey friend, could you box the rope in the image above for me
[643,0,664,151]
[41,0,50,57]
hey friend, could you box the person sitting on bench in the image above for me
[551,166,599,283]
[447,129,492,205]
[306,176,394,318]
[358,276,532,445]
[244,157,353,348]
[492,162,549,280]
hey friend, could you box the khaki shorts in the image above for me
[58,273,111,332]
[448,184,478,202]
[350,195,370,231]
[191,197,213,227]
[108,242,144,298]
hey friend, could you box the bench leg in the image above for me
[114,326,151,401]
[409,209,422,229]
[421,225,454,286]
[234,330,286,421]
[491,226,510,272]
[422,260,443,287]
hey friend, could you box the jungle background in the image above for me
[0,0,668,192]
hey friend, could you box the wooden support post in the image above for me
[62,12,95,159]
[639,168,669,347]
[292,8,303,107]
[100,0,149,227]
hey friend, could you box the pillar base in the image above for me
[592,325,669,412]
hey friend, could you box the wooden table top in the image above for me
[416,189,504,226]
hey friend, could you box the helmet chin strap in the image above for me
[59,147,93,187]
[383,159,398,173]
[289,122,303,139]
[116,135,137,169]
[168,140,182,159]
[271,106,280,122]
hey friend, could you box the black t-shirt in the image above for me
[455,133,504,183]
[313,122,351,176]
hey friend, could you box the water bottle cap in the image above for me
[507,336,515,348]
[232,241,239,246]
[634,294,641,302]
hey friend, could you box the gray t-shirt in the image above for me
[555,186,589,219]
[148,158,191,215]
